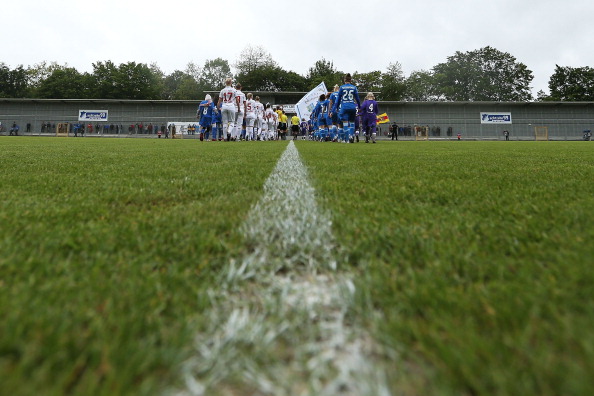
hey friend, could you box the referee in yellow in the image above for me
[290,113,300,140]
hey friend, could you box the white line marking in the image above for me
[174,141,389,396]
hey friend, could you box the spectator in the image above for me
[390,122,399,140]
[9,122,19,136]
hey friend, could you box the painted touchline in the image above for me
[174,141,389,396]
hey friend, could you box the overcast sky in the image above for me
[3,0,593,96]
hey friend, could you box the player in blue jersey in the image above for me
[198,94,215,141]
[314,94,331,141]
[311,94,324,141]
[331,73,361,143]
[327,84,341,142]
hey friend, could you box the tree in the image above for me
[90,61,119,99]
[432,46,533,101]
[352,71,382,94]
[305,58,343,90]
[89,61,162,99]
[27,62,67,95]
[535,90,550,102]
[236,65,307,92]
[198,58,232,91]
[36,67,90,99]
[149,62,166,99]
[0,63,29,98]
[116,62,161,99]
[163,70,197,100]
[380,62,407,100]
[547,65,594,101]
[234,45,276,77]
[404,70,440,101]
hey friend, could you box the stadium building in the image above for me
[1,97,593,140]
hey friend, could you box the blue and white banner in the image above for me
[78,110,109,122]
[295,82,328,121]
[480,112,512,124]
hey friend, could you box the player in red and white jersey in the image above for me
[217,77,237,141]
[265,103,277,140]
[244,93,256,141]
[254,96,265,139]
[259,114,268,140]
[233,83,246,141]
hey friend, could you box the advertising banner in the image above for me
[480,112,512,124]
[78,110,109,122]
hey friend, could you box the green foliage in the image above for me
[379,62,407,100]
[0,63,29,98]
[433,46,534,101]
[405,69,440,101]
[548,65,594,101]
[197,57,232,91]
[233,46,308,92]
[26,61,67,91]
[352,70,382,93]
[35,67,90,99]
[162,70,201,100]
[233,45,277,76]
[0,46,590,101]
[88,61,162,99]
[306,58,344,90]
[237,65,308,92]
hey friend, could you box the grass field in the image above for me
[1,137,593,395]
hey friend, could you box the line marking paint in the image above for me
[174,141,389,396]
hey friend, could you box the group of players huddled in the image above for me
[197,77,279,141]
[310,73,379,144]
[196,73,380,143]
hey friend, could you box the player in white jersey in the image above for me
[217,77,238,141]
[259,110,268,140]
[254,96,265,139]
[233,83,246,141]
[244,93,256,141]
[265,104,277,140]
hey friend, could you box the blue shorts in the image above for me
[317,115,329,127]
[199,116,212,128]
[331,112,340,125]
[339,108,357,123]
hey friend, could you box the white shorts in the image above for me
[235,112,245,129]
[221,107,236,126]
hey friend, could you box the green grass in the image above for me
[295,140,594,396]
[0,137,287,396]
[2,137,594,395]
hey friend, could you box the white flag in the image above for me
[295,82,328,121]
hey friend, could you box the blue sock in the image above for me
[343,122,351,141]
